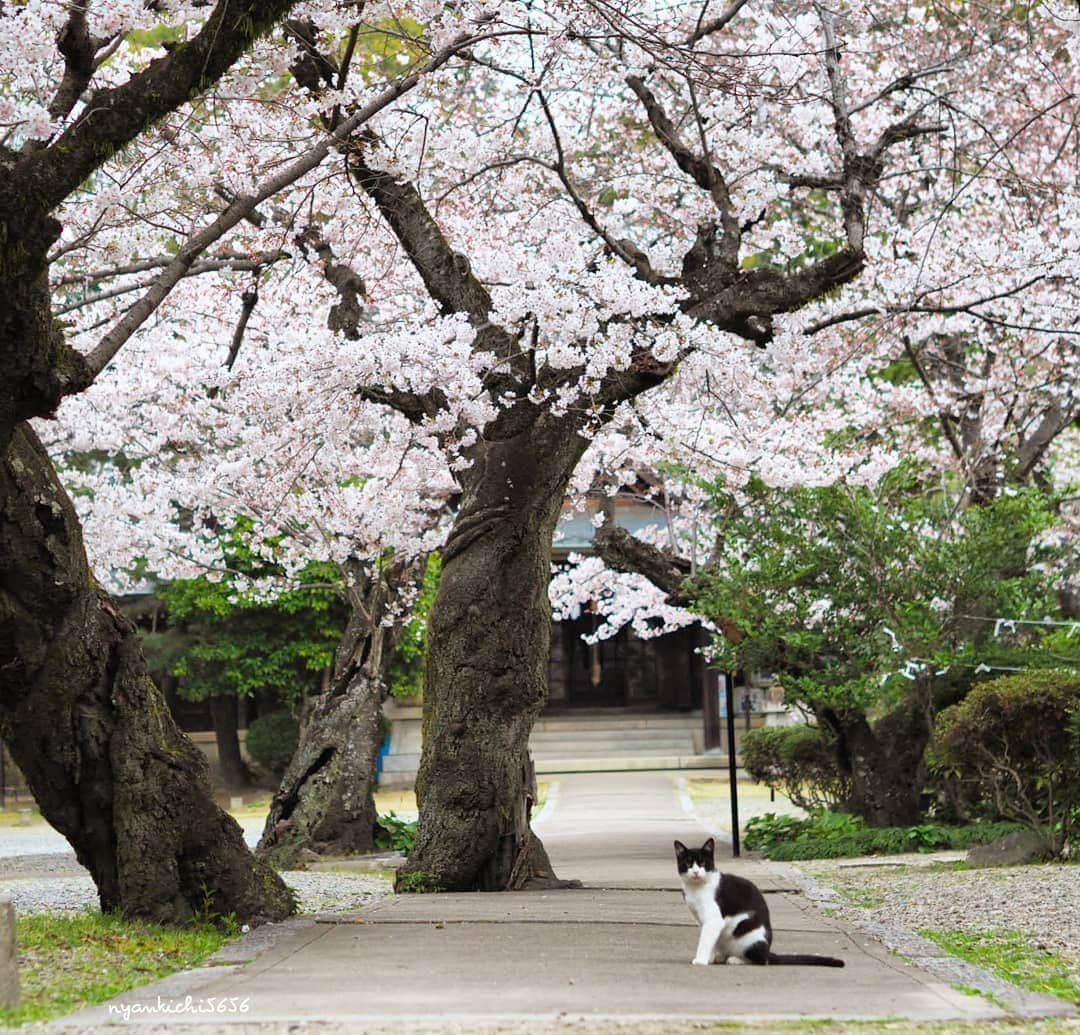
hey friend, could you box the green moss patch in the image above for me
[919,928,1079,1005]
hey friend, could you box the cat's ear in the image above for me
[702,838,715,855]
[673,840,687,855]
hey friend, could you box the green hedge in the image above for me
[744,810,1023,861]
[740,724,850,811]
[930,669,1080,855]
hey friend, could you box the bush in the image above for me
[374,811,418,853]
[930,669,1080,856]
[740,724,850,811]
[743,810,1022,861]
[244,711,300,776]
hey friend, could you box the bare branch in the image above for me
[1017,401,1077,481]
[803,274,1050,336]
[14,0,303,214]
[817,6,856,164]
[53,250,276,288]
[594,522,690,598]
[535,91,668,285]
[55,251,285,315]
[350,150,495,321]
[593,523,744,641]
[224,279,260,372]
[47,7,95,123]
[355,385,448,425]
[295,226,366,339]
[625,74,740,267]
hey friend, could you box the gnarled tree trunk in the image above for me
[257,567,406,868]
[397,415,587,892]
[819,691,933,827]
[0,424,294,924]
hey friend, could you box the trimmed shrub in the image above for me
[741,724,850,811]
[244,711,300,777]
[930,669,1080,856]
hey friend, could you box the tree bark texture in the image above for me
[0,425,294,924]
[397,415,588,892]
[257,569,406,868]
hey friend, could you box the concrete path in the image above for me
[57,770,1073,1031]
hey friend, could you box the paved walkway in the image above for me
[57,770,1073,1031]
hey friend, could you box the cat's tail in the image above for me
[767,952,845,967]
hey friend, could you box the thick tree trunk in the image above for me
[397,415,587,892]
[820,693,932,827]
[209,695,251,789]
[0,425,293,924]
[257,568,404,868]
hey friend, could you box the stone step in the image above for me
[532,715,702,733]
[535,754,725,774]
[532,745,694,759]
[377,707,723,788]
[378,753,732,787]
[530,732,694,747]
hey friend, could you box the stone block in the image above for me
[967,830,1049,867]
[0,893,19,1011]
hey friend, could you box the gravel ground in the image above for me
[0,852,391,917]
[0,818,267,858]
[792,855,1080,960]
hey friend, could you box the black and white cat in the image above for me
[674,838,844,968]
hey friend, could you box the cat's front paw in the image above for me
[691,957,710,966]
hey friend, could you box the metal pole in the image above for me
[725,673,740,857]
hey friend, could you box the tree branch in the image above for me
[81,29,488,382]
[14,0,303,215]
[46,6,97,124]
[55,251,286,315]
[536,90,669,285]
[224,278,260,372]
[294,227,365,339]
[593,523,744,641]
[355,385,448,425]
[593,523,691,599]
[348,145,526,390]
[686,0,752,45]
[625,74,740,267]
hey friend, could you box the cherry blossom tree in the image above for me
[0,0,494,921]
[25,1,1080,891]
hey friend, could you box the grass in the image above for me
[687,777,800,805]
[918,928,1080,1006]
[0,806,40,827]
[0,910,231,1027]
[950,982,1008,1010]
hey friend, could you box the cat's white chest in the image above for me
[682,871,721,925]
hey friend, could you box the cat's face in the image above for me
[674,838,715,884]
